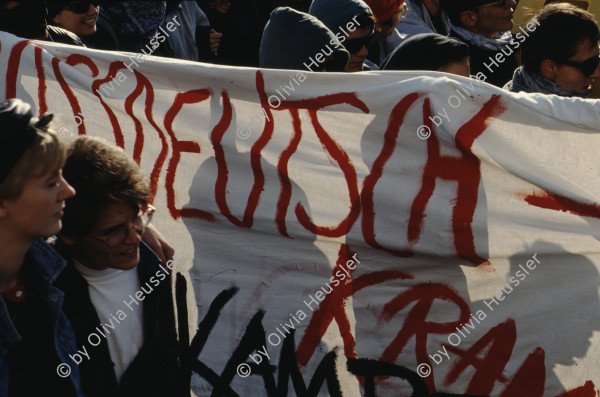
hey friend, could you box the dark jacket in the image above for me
[0,239,86,397]
[450,30,518,87]
[54,242,185,397]
[47,26,85,47]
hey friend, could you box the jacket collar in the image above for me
[26,238,67,285]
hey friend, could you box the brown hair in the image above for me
[60,136,151,236]
[0,128,66,200]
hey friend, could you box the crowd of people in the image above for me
[0,0,598,96]
[1,0,599,396]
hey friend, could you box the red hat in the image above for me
[364,0,405,22]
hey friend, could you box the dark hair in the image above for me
[440,0,482,27]
[355,13,375,30]
[522,3,600,73]
[61,136,151,236]
[381,33,469,71]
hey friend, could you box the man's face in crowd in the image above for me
[467,0,516,38]
[551,38,600,93]
[345,26,372,72]
[70,202,143,271]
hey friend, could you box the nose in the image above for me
[590,64,600,79]
[124,225,143,244]
[506,0,516,8]
[88,4,99,14]
[58,174,76,201]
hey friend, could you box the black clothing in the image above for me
[47,26,85,47]
[450,30,518,87]
[55,242,185,397]
[381,33,469,71]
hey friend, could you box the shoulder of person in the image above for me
[47,25,86,47]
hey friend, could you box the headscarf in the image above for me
[364,0,404,22]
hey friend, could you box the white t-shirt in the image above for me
[74,260,144,381]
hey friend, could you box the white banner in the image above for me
[2,31,600,396]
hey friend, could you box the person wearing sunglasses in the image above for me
[441,0,518,87]
[505,3,600,97]
[309,0,376,72]
[47,1,99,38]
[54,136,185,397]
[0,0,84,46]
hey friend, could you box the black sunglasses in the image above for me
[344,30,374,54]
[553,54,600,76]
[63,1,99,14]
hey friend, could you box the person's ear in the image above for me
[58,232,77,246]
[539,59,557,81]
[459,10,478,29]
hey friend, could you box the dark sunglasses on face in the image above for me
[344,30,374,54]
[554,54,600,76]
[63,1,99,14]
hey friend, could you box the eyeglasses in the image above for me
[63,1,100,14]
[476,0,508,8]
[88,205,155,248]
[553,54,600,76]
[344,30,374,54]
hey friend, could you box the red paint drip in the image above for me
[444,318,516,394]
[51,57,85,135]
[361,92,421,257]
[524,191,600,219]
[34,46,47,116]
[275,108,302,237]
[6,40,30,99]
[296,244,413,366]
[90,62,130,146]
[164,89,214,221]
[378,282,471,392]
[121,71,167,202]
[554,381,597,397]
[500,347,545,397]
[65,54,99,76]
[408,95,505,267]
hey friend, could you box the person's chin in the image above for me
[117,246,140,269]
[43,219,63,238]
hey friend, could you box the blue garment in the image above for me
[384,0,451,55]
[0,239,85,397]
